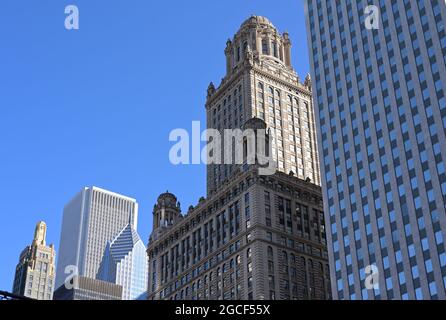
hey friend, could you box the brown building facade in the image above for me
[147,168,330,300]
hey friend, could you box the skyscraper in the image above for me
[97,223,148,300]
[55,186,138,291]
[206,15,320,196]
[305,0,446,299]
[147,17,331,301]
[12,221,56,300]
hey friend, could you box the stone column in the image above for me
[225,40,232,74]
[283,32,292,67]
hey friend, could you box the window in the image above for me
[267,246,274,259]
[262,39,268,54]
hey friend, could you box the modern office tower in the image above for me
[12,221,56,300]
[55,186,138,291]
[206,15,320,196]
[97,223,148,300]
[305,0,446,299]
[53,276,122,300]
[147,168,330,300]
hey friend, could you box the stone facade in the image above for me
[147,15,330,301]
[206,16,320,197]
[12,221,56,300]
[147,168,330,300]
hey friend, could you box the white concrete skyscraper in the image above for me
[55,187,138,290]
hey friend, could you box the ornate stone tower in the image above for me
[12,221,56,300]
[206,15,320,196]
[150,191,182,242]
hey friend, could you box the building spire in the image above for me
[33,221,47,246]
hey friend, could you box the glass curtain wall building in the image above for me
[305,0,446,299]
[97,223,148,300]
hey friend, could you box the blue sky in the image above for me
[0,0,310,291]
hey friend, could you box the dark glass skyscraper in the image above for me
[305,0,446,299]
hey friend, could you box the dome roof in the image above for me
[241,15,276,30]
[157,190,177,201]
[156,191,178,208]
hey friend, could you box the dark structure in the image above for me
[0,290,34,301]
[53,276,122,300]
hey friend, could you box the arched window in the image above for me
[282,251,288,262]
[247,247,252,259]
[236,255,241,265]
[272,41,278,57]
[269,87,274,95]
[258,82,264,90]
[267,246,274,259]
[262,39,268,54]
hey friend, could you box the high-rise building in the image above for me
[147,169,330,300]
[206,15,320,196]
[53,276,122,300]
[12,221,56,300]
[55,186,138,291]
[305,0,446,299]
[147,17,331,301]
[97,223,148,300]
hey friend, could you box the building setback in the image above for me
[305,0,446,299]
[55,186,138,291]
[12,221,56,300]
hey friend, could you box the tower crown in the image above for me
[33,221,47,246]
[152,191,182,233]
[224,15,293,76]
